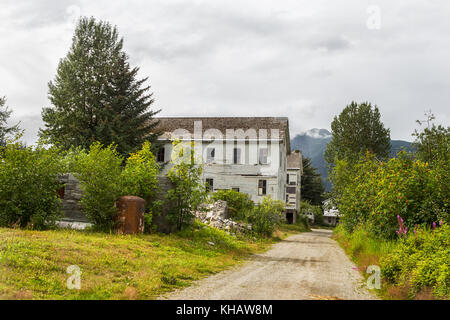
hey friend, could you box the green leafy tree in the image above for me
[122,141,161,229]
[0,141,64,229]
[212,189,254,221]
[72,142,124,231]
[412,110,449,165]
[122,141,160,201]
[246,197,285,237]
[301,157,325,206]
[332,151,446,238]
[40,17,159,156]
[0,96,20,147]
[325,101,391,168]
[71,141,160,231]
[166,141,208,230]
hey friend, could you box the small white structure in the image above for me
[323,199,340,226]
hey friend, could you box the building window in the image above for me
[259,148,268,164]
[286,187,296,194]
[157,147,165,162]
[289,174,296,185]
[258,180,267,195]
[206,178,214,192]
[233,148,241,164]
[206,148,215,163]
[232,187,240,192]
[286,174,289,184]
[57,186,65,199]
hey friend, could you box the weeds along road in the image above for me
[160,229,377,300]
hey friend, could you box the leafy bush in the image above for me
[300,201,323,225]
[121,142,159,199]
[212,189,254,221]
[246,197,285,237]
[380,223,450,299]
[0,141,64,229]
[72,141,160,231]
[332,151,448,239]
[72,142,124,231]
[165,141,208,230]
[122,141,160,229]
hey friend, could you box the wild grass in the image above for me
[333,224,448,300]
[0,221,306,300]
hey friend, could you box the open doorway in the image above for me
[286,212,294,224]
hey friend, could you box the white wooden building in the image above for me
[152,117,292,208]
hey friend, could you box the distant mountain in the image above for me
[291,129,414,191]
[390,140,415,158]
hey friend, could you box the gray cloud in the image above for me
[1,0,449,145]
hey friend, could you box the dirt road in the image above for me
[161,229,377,300]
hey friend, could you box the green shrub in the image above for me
[0,141,64,229]
[72,142,124,231]
[380,223,450,299]
[72,141,160,231]
[332,151,447,239]
[212,190,254,221]
[122,141,160,229]
[165,141,208,230]
[300,201,323,225]
[246,197,285,237]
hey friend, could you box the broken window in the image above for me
[206,178,214,192]
[206,147,215,163]
[259,148,268,164]
[286,187,296,194]
[258,180,267,195]
[157,147,165,162]
[233,148,241,164]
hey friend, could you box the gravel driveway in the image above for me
[160,229,378,300]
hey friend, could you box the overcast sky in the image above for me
[1,0,449,144]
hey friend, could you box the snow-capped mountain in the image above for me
[299,128,332,139]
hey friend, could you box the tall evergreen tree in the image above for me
[324,101,391,168]
[40,17,159,156]
[0,96,20,147]
[301,157,325,206]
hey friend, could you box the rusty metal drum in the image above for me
[115,196,146,234]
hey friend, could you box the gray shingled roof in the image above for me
[152,117,291,152]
